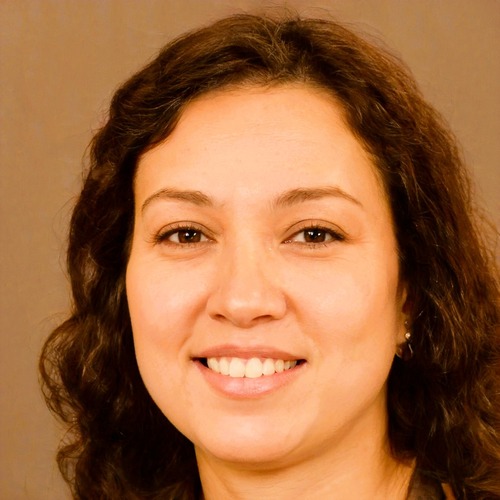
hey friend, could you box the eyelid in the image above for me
[282,219,347,245]
[150,219,346,248]
[152,221,214,246]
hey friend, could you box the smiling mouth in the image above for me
[197,357,305,378]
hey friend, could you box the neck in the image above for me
[196,430,414,500]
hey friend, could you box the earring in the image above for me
[396,320,414,361]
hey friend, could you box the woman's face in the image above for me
[126,85,406,469]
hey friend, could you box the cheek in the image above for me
[126,261,191,408]
[127,276,169,346]
[126,273,186,409]
[293,260,401,355]
[126,258,203,343]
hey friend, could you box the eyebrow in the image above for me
[141,188,214,213]
[141,185,362,214]
[273,186,362,209]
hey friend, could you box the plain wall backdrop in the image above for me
[1,1,498,498]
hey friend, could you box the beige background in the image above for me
[1,1,498,498]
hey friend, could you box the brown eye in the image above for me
[303,228,329,243]
[157,226,209,245]
[285,225,345,246]
[176,229,203,243]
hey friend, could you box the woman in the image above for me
[40,14,500,499]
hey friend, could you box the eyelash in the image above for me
[284,224,346,248]
[154,223,210,247]
[153,223,346,248]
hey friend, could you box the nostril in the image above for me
[206,267,287,327]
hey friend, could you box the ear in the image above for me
[396,282,410,344]
[395,282,414,360]
[399,279,411,314]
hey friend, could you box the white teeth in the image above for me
[262,358,276,376]
[245,358,263,378]
[205,356,298,378]
[275,359,284,373]
[207,357,220,373]
[219,357,230,376]
[229,358,246,378]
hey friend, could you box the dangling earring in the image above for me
[396,320,414,361]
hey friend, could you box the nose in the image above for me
[206,242,287,328]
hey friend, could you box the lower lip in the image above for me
[194,360,306,399]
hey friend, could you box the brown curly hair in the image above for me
[39,14,500,499]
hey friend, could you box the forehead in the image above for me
[168,83,351,148]
[135,84,388,210]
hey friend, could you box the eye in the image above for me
[169,229,207,244]
[284,223,345,246]
[295,228,334,243]
[155,224,210,245]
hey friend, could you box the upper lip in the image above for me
[194,344,304,361]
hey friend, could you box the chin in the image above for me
[196,439,298,468]
[190,415,304,467]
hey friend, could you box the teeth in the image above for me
[219,357,230,376]
[229,358,246,378]
[262,358,276,376]
[207,357,220,373]
[245,357,262,378]
[205,357,298,378]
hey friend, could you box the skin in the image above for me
[126,85,413,499]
